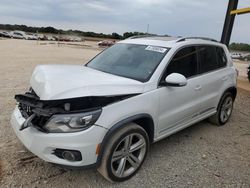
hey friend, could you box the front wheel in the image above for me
[208,92,234,126]
[98,123,149,182]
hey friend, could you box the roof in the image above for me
[119,36,224,48]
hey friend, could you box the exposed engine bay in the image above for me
[15,89,137,132]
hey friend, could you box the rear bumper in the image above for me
[11,106,108,167]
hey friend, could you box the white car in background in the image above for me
[11,36,237,182]
[26,33,38,40]
[231,52,242,59]
[46,35,56,41]
[10,30,28,39]
[0,31,11,38]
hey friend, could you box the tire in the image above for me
[98,123,149,182]
[208,92,234,126]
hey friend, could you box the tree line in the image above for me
[2,24,248,48]
[229,43,250,52]
[0,24,155,39]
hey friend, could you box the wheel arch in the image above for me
[96,113,155,167]
[209,86,236,126]
[216,86,237,111]
[222,86,237,101]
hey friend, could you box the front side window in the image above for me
[87,43,169,82]
[164,46,198,78]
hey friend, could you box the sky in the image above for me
[0,0,249,43]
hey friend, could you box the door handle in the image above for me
[195,85,202,91]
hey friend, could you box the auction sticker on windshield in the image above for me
[145,46,167,53]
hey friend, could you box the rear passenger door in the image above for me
[196,45,228,116]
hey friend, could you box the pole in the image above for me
[221,0,239,46]
[146,24,149,34]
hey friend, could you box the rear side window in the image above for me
[198,46,227,74]
[165,46,198,78]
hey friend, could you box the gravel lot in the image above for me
[0,39,249,188]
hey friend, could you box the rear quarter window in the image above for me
[216,47,227,67]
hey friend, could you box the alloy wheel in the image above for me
[111,133,146,178]
[220,96,233,123]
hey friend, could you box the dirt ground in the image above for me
[0,39,249,188]
[233,60,250,93]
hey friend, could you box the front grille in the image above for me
[16,88,50,132]
[19,102,33,119]
[18,88,38,118]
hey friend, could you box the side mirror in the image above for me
[164,73,187,87]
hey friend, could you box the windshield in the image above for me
[86,43,169,82]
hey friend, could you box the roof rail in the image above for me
[127,34,158,39]
[176,37,218,43]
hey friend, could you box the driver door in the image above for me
[157,46,202,138]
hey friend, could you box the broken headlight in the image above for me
[44,109,102,133]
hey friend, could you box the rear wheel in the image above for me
[209,92,234,126]
[98,123,149,182]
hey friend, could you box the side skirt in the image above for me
[154,110,217,143]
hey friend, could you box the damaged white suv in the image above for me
[11,36,237,182]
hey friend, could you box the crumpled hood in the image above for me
[30,65,145,100]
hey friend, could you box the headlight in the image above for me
[44,109,102,133]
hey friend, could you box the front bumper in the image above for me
[11,106,108,167]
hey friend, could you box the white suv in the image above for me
[11,36,237,182]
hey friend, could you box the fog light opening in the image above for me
[62,151,76,161]
[53,149,82,162]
